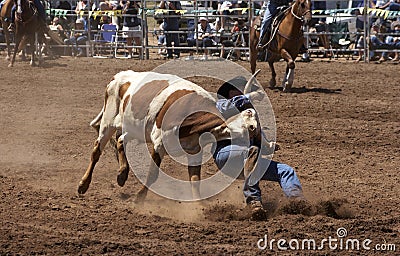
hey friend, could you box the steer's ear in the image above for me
[243,69,261,94]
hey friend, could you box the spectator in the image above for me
[370,0,391,24]
[373,0,400,10]
[56,1,73,24]
[185,18,196,60]
[155,20,167,56]
[159,0,182,59]
[220,20,247,60]
[356,24,400,62]
[112,0,126,28]
[194,16,216,60]
[75,0,89,15]
[64,18,88,57]
[217,0,238,31]
[98,1,112,27]
[379,21,400,62]
[122,1,142,58]
[48,17,67,44]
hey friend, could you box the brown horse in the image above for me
[0,0,15,60]
[249,0,312,92]
[9,0,44,67]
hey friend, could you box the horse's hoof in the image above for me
[117,168,129,187]
[8,63,13,68]
[283,83,292,93]
[78,181,89,194]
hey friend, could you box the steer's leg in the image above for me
[78,126,116,194]
[135,147,164,203]
[188,165,201,200]
[116,136,129,187]
[187,151,202,200]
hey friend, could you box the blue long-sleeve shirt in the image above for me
[213,94,258,157]
[216,94,253,119]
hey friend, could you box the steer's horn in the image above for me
[244,69,261,94]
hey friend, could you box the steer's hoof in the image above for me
[134,192,146,205]
[117,169,129,187]
[78,181,89,194]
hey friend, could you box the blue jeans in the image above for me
[64,35,88,55]
[389,2,400,11]
[214,145,303,204]
[259,1,280,44]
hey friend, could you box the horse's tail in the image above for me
[90,107,104,134]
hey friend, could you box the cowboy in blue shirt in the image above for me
[213,76,304,218]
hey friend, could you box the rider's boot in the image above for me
[257,28,271,51]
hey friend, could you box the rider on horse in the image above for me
[8,0,46,31]
[257,0,291,50]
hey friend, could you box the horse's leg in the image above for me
[29,34,36,66]
[249,27,259,74]
[268,60,277,88]
[282,66,289,86]
[35,32,43,66]
[280,49,296,92]
[135,147,164,204]
[2,21,11,60]
[78,125,117,194]
[9,31,21,67]
[249,47,258,74]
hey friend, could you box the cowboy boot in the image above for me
[257,28,271,51]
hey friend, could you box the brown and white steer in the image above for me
[78,70,263,201]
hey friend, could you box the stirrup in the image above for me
[256,43,267,51]
[8,23,15,32]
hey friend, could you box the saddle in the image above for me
[254,5,289,33]
[265,6,290,45]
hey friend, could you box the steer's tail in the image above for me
[89,107,104,134]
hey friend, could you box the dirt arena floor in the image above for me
[0,55,399,255]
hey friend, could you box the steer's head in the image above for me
[224,108,259,142]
